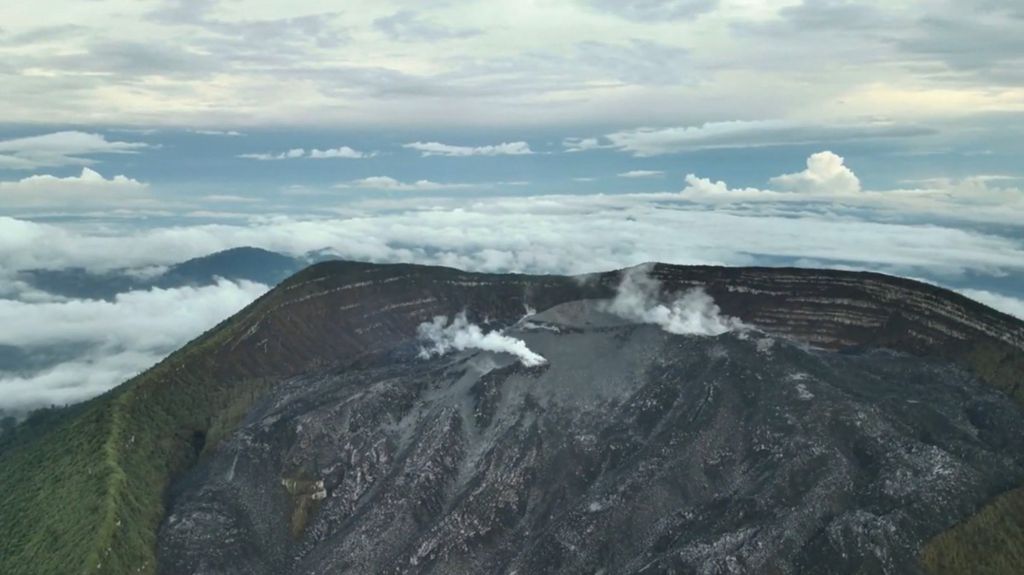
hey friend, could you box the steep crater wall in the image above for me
[218,262,1024,380]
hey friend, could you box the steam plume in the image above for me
[417,312,547,367]
[604,265,746,335]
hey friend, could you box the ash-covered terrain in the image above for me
[157,268,1024,575]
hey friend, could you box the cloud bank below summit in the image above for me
[1,151,1019,277]
[0,279,268,411]
[1,149,1021,412]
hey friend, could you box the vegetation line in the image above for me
[88,394,129,573]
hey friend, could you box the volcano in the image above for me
[1,262,1022,575]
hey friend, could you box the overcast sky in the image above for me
[0,0,1022,411]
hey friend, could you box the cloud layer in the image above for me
[0,147,1021,412]
[0,278,268,411]
[593,121,934,157]
[238,146,371,160]
[769,151,861,195]
[618,170,664,179]
[2,0,1022,130]
[402,141,534,157]
[337,176,473,191]
[958,289,1024,320]
[676,151,1023,224]
[0,151,1019,279]
[374,10,480,41]
[585,0,718,22]
[0,167,150,209]
[417,312,547,366]
[0,131,151,170]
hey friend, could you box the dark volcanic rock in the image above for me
[158,298,1024,574]
[210,262,1024,384]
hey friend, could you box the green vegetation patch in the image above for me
[0,286,281,574]
[920,485,1024,574]
[918,343,1024,574]
[0,263,374,574]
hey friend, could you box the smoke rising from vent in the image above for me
[417,312,547,367]
[604,265,746,335]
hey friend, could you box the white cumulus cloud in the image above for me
[563,137,609,153]
[309,146,373,159]
[680,173,769,199]
[769,151,861,195]
[238,148,306,161]
[417,312,547,367]
[238,146,371,161]
[677,150,1023,219]
[0,167,150,210]
[403,141,534,157]
[237,147,305,161]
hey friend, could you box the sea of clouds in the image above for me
[1,151,1021,413]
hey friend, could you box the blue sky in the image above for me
[1,0,1023,408]
[0,0,1021,291]
[1,122,1019,295]
[1,115,1023,209]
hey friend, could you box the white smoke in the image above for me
[417,312,547,367]
[604,265,746,335]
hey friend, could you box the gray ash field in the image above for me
[158,299,1024,574]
